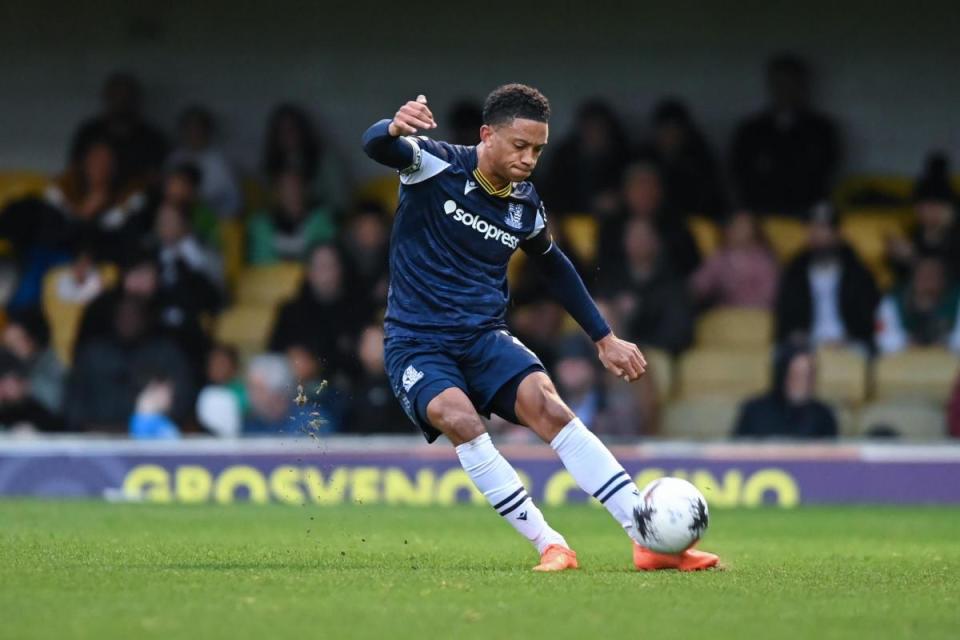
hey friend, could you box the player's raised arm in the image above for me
[361,95,437,169]
[521,226,647,381]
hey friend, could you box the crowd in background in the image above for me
[1,53,959,440]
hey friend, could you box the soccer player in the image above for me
[362,84,718,572]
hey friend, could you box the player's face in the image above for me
[483,118,548,182]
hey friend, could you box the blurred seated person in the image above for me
[887,153,960,281]
[262,103,348,212]
[195,343,245,438]
[342,325,410,434]
[597,218,694,354]
[2,310,64,414]
[65,296,195,432]
[243,353,299,436]
[166,105,242,218]
[157,163,220,249]
[639,98,726,219]
[70,72,169,186]
[596,159,700,282]
[553,333,657,437]
[52,247,107,304]
[340,202,391,311]
[540,99,631,215]
[774,203,879,352]
[690,210,779,309]
[269,244,364,385]
[734,343,837,438]
[129,379,180,440]
[876,257,960,354]
[247,170,335,265]
[0,348,62,433]
[730,54,840,216]
[507,300,567,373]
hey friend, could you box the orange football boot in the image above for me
[532,544,579,572]
[633,543,720,572]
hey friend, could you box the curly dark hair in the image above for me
[482,83,550,126]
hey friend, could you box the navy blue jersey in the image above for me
[384,135,547,339]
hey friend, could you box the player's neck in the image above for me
[475,144,511,191]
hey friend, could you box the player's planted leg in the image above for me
[426,389,577,571]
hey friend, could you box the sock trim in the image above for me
[592,470,628,498]
[500,494,530,516]
[493,487,525,510]
[599,479,633,504]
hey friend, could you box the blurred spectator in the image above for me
[876,257,960,354]
[0,348,62,432]
[129,380,180,440]
[774,203,879,351]
[447,99,484,145]
[2,310,64,414]
[342,325,409,434]
[887,153,960,281]
[166,105,243,218]
[639,98,726,218]
[65,296,194,432]
[340,202,391,312]
[731,54,840,215]
[690,210,779,309]
[159,164,220,248]
[243,353,297,435]
[262,103,348,211]
[598,218,694,354]
[247,170,336,265]
[269,244,364,384]
[508,301,567,373]
[69,72,169,186]
[52,247,106,304]
[596,160,700,282]
[734,344,837,438]
[541,99,631,215]
[154,199,223,298]
[553,333,657,437]
[195,344,245,438]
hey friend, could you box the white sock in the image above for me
[550,418,641,542]
[456,433,567,554]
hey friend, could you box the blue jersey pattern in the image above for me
[385,136,546,339]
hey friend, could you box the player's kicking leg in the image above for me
[514,372,719,571]
[425,388,578,572]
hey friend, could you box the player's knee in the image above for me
[426,394,485,445]
[518,375,575,439]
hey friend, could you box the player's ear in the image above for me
[479,124,494,144]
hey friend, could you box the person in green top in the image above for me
[247,169,336,264]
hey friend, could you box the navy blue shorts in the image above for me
[384,329,545,443]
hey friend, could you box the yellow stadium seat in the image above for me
[235,263,304,307]
[856,400,946,440]
[686,215,720,259]
[220,219,246,292]
[815,346,868,406]
[642,347,673,401]
[676,347,770,400]
[662,395,741,440]
[827,402,858,438]
[874,348,959,403]
[0,171,48,211]
[761,216,808,262]
[559,214,598,265]
[214,305,277,358]
[833,174,913,210]
[695,307,772,349]
[355,174,400,215]
[41,264,119,364]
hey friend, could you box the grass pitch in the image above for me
[1,502,958,639]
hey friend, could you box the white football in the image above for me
[632,477,710,553]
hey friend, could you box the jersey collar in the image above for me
[472,168,513,198]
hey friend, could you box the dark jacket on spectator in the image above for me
[342,375,411,434]
[596,210,701,283]
[774,244,879,349]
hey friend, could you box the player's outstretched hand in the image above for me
[388,94,437,136]
[596,333,647,382]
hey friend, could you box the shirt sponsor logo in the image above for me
[443,200,519,249]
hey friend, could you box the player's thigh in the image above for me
[424,387,487,446]
[462,329,545,420]
[514,371,576,442]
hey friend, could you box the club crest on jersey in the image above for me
[402,365,424,392]
[505,203,524,230]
